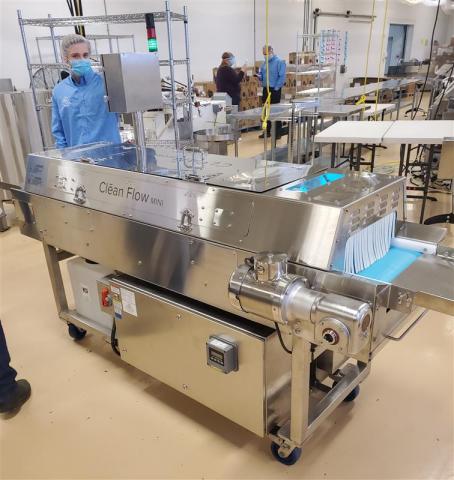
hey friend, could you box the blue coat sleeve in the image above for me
[51,93,67,149]
[275,60,287,90]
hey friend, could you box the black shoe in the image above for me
[275,133,282,140]
[0,380,31,413]
[259,133,271,139]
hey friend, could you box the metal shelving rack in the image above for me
[17,1,193,151]
[293,32,339,99]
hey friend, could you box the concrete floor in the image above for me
[0,124,453,479]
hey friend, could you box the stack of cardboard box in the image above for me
[288,52,316,65]
[211,66,262,112]
[193,81,217,98]
[239,75,261,112]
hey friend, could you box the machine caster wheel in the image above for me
[270,442,302,465]
[68,323,87,341]
[344,385,360,402]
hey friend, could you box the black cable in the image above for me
[433,63,454,119]
[66,0,74,16]
[111,319,121,356]
[411,0,441,120]
[274,322,292,354]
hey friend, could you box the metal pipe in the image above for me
[36,38,43,64]
[165,0,181,177]
[103,0,113,53]
[253,0,256,69]
[183,5,194,141]
[290,336,311,447]
[133,111,148,173]
[314,10,375,20]
[49,14,60,63]
[17,9,46,149]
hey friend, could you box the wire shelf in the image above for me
[36,34,136,41]
[29,59,188,70]
[20,12,185,27]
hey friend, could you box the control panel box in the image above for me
[101,52,163,113]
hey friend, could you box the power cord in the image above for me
[111,319,121,356]
[411,0,441,120]
[274,322,292,354]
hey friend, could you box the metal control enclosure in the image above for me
[102,275,290,437]
[101,53,163,113]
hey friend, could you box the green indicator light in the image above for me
[148,38,158,53]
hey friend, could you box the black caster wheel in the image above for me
[344,385,360,402]
[68,323,87,341]
[270,442,302,465]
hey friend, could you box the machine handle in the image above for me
[383,310,427,342]
[178,208,193,232]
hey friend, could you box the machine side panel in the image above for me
[27,194,277,328]
[111,278,269,436]
[244,199,341,269]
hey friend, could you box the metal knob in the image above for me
[253,253,288,282]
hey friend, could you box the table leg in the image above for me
[370,145,376,172]
[296,115,302,163]
[405,144,412,176]
[419,144,435,224]
[331,143,336,168]
[398,144,406,176]
[396,87,402,120]
[271,121,276,163]
[355,144,362,171]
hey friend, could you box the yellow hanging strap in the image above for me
[261,0,271,131]
[356,0,376,107]
[373,0,390,120]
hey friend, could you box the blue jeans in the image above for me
[0,321,17,396]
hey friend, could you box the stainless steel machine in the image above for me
[10,141,454,465]
[8,45,454,465]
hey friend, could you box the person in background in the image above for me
[257,45,286,139]
[215,52,247,107]
[52,34,121,148]
[0,321,31,414]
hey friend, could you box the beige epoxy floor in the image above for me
[1,125,454,479]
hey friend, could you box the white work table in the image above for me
[314,120,454,145]
[383,120,454,144]
[314,119,454,224]
[313,121,394,144]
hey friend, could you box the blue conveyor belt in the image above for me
[355,247,422,283]
[286,172,344,193]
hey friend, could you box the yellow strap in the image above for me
[261,0,271,131]
[260,0,271,183]
[356,1,376,110]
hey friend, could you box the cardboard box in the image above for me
[289,52,316,65]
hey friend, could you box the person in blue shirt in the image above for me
[257,45,286,139]
[52,34,121,149]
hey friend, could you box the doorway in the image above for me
[386,24,412,75]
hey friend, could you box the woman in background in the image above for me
[215,52,247,107]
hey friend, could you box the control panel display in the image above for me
[206,336,238,374]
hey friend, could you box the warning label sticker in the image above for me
[120,288,137,317]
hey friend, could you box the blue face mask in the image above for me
[70,59,92,77]
[228,56,236,67]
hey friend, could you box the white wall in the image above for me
[0,0,451,90]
